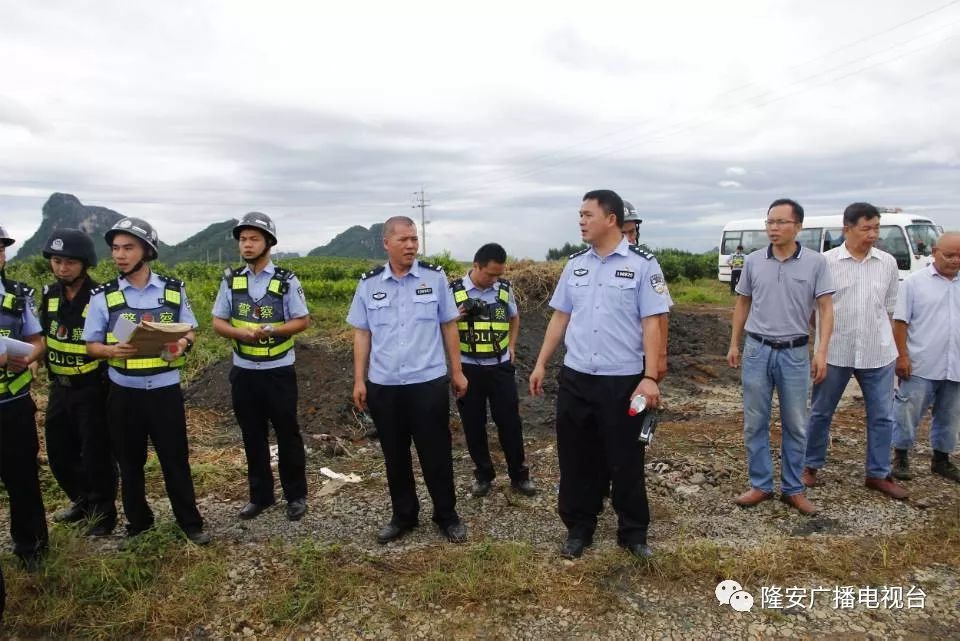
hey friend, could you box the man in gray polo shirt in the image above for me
[727,198,835,516]
[891,231,960,483]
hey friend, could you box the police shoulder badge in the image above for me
[650,273,667,294]
[573,268,589,277]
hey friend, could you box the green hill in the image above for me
[308,224,386,259]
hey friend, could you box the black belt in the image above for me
[747,332,809,350]
[50,371,105,388]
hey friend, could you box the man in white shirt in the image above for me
[801,203,907,500]
[891,231,960,483]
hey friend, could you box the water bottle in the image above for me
[160,341,182,362]
[628,394,647,416]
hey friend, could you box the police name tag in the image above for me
[372,292,387,300]
[615,270,635,279]
[416,287,433,295]
[573,268,589,277]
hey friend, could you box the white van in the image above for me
[718,209,941,282]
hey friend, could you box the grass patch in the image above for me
[3,523,225,639]
[668,278,731,306]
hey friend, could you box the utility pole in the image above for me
[412,186,430,256]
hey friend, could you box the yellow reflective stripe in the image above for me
[0,369,33,395]
[164,288,181,305]
[48,298,60,312]
[453,290,468,303]
[231,276,247,290]
[108,357,184,369]
[460,321,510,331]
[458,336,510,353]
[105,291,125,308]
[46,337,88,354]
[2,293,14,311]
[267,279,282,295]
[498,288,509,303]
[229,318,283,330]
[82,304,89,318]
[106,333,117,344]
[235,338,294,357]
[49,361,100,375]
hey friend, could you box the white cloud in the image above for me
[718,180,742,189]
[725,167,747,176]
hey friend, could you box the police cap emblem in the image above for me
[51,238,64,250]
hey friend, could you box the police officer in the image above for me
[40,230,118,535]
[728,245,746,294]
[620,201,642,245]
[529,190,669,559]
[348,216,469,544]
[83,217,209,545]
[0,226,48,569]
[451,243,536,498]
[212,212,310,521]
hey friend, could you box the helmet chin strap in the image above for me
[119,260,146,279]
[244,247,270,264]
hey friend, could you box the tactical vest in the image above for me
[0,280,35,399]
[100,275,185,376]
[730,254,745,269]
[451,278,511,357]
[41,280,104,379]
[226,266,293,361]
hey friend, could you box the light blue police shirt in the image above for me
[346,260,459,385]
[549,237,671,376]
[83,271,199,390]
[211,261,310,370]
[458,271,519,366]
[0,281,41,404]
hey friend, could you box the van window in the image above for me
[823,228,844,251]
[738,230,769,254]
[721,231,742,255]
[906,224,939,256]
[876,226,910,271]
[797,228,822,252]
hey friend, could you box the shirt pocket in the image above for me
[366,297,395,326]
[413,294,438,320]
[567,275,592,304]
[604,279,636,308]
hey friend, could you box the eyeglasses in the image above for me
[765,219,797,227]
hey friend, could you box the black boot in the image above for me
[931,451,960,483]
[892,449,912,480]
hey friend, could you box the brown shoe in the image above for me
[780,492,818,515]
[734,488,774,507]
[801,467,819,488]
[865,476,909,500]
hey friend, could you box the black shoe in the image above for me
[441,520,468,543]
[239,501,274,520]
[185,530,212,546]
[620,542,654,559]
[560,537,591,559]
[511,479,537,497]
[85,520,116,537]
[53,503,86,524]
[286,498,307,521]
[376,522,415,545]
[932,458,960,483]
[892,449,912,480]
[471,479,492,497]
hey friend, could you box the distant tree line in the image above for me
[545,242,718,281]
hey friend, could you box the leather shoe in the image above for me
[511,479,537,497]
[560,537,591,559]
[185,530,212,546]
[471,479,492,497]
[620,542,653,559]
[239,501,275,520]
[733,488,774,507]
[53,502,86,524]
[801,467,819,488]
[376,522,415,544]
[441,520,468,543]
[286,498,307,521]
[865,476,908,500]
[780,492,818,515]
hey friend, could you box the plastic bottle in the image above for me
[628,394,647,416]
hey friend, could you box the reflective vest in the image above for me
[99,275,185,376]
[226,266,294,362]
[729,253,745,269]
[450,278,511,357]
[41,280,104,379]
[0,280,35,399]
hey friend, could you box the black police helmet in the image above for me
[43,229,98,267]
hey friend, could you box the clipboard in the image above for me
[112,316,192,356]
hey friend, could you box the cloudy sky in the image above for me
[2,0,959,260]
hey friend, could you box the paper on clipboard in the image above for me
[0,336,34,359]
[112,317,192,356]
